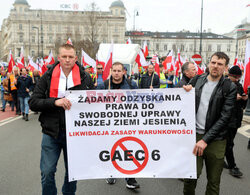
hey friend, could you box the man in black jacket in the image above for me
[225,66,248,177]
[29,44,94,195]
[139,64,160,89]
[175,61,197,87]
[183,52,237,195]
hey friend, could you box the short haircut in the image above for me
[211,52,229,66]
[181,62,194,74]
[58,44,76,55]
[148,64,154,68]
[112,62,124,70]
[159,64,164,68]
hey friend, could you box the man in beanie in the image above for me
[224,65,248,177]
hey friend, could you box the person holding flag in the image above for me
[29,44,94,195]
[139,64,160,89]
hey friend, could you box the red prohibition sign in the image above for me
[111,136,149,174]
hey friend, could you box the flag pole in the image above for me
[108,68,111,90]
[150,72,155,88]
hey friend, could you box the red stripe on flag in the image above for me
[50,64,61,98]
[72,64,81,86]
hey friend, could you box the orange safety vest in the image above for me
[9,74,17,91]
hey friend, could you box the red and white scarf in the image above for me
[50,64,81,98]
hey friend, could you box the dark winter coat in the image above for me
[16,75,34,98]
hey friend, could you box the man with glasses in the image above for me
[95,63,104,88]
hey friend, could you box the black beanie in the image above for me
[229,66,242,76]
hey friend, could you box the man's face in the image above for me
[160,67,164,73]
[208,56,227,79]
[85,68,92,74]
[58,48,77,71]
[14,69,18,76]
[96,65,103,74]
[148,65,154,74]
[112,64,124,82]
[185,63,197,79]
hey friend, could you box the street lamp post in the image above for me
[199,0,203,55]
[32,26,39,57]
[133,9,139,31]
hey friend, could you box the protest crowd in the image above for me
[1,37,250,195]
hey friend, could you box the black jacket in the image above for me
[227,81,247,128]
[140,72,160,89]
[16,75,34,98]
[175,74,190,88]
[29,63,94,139]
[190,73,237,144]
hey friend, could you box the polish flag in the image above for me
[44,50,55,65]
[16,59,25,70]
[243,40,250,94]
[233,55,238,66]
[154,56,160,76]
[142,41,149,58]
[82,49,96,69]
[177,49,184,66]
[102,43,113,80]
[191,58,204,75]
[8,50,15,73]
[28,56,42,73]
[168,56,175,72]
[135,49,148,68]
[20,46,25,66]
[162,50,173,70]
[151,55,157,65]
[126,37,132,44]
[66,38,73,45]
[174,57,180,76]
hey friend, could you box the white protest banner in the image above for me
[65,88,196,181]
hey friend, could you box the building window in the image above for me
[115,9,118,15]
[58,24,61,31]
[31,50,35,56]
[19,24,22,30]
[164,44,168,51]
[172,44,177,52]
[227,44,231,52]
[156,43,159,51]
[49,24,52,31]
[41,36,44,43]
[19,35,23,42]
[217,45,221,52]
[114,26,118,33]
[32,36,35,43]
[19,7,23,12]
[49,36,53,43]
[208,44,212,52]
[189,44,193,52]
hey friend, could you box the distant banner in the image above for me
[65,88,196,181]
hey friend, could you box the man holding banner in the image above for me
[139,64,160,89]
[29,44,94,195]
[183,52,237,195]
[99,62,140,189]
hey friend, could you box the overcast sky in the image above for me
[0,0,249,34]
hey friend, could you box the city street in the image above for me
[0,110,250,195]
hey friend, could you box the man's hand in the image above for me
[193,139,207,156]
[183,84,193,92]
[94,83,97,87]
[150,85,153,89]
[55,98,72,110]
[237,93,242,100]
[242,94,248,101]
[26,88,29,93]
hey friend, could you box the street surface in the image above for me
[0,107,250,195]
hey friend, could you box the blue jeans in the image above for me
[40,132,77,195]
[19,97,30,114]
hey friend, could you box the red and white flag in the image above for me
[66,38,73,45]
[102,43,113,81]
[142,41,149,58]
[174,57,181,76]
[155,56,160,76]
[20,46,25,66]
[162,50,173,70]
[44,50,55,65]
[135,49,148,68]
[126,37,132,44]
[243,40,250,94]
[28,56,42,73]
[177,49,184,66]
[82,49,96,69]
[8,50,15,73]
[16,59,25,70]
[233,55,238,66]
[191,58,204,75]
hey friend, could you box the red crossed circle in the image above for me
[111,136,149,174]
